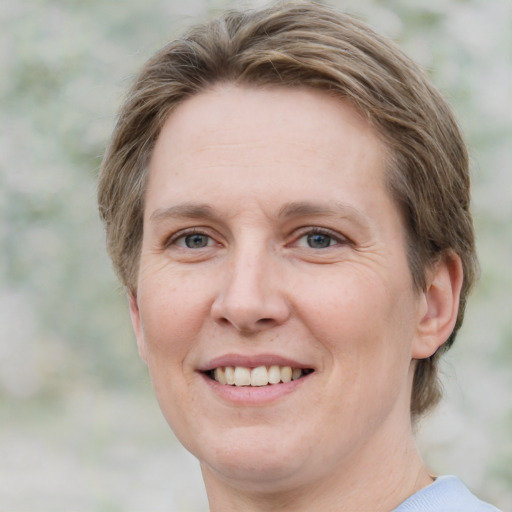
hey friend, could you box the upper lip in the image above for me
[198,353,313,372]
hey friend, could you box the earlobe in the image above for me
[128,292,148,364]
[412,252,464,360]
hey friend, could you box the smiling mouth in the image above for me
[206,365,314,387]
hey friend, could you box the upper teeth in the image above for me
[213,365,304,386]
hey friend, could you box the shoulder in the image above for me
[393,475,502,512]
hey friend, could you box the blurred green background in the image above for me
[1,0,510,510]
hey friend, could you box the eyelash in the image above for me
[293,227,348,249]
[165,228,216,249]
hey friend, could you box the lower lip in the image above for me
[200,372,311,405]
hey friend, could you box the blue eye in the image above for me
[170,232,213,249]
[306,232,334,248]
[183,234,210,248]
[293,228,346,250]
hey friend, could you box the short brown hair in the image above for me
[98,2,478,418]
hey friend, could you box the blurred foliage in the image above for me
[0,0,510,510]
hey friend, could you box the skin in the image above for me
[129,85,463,511]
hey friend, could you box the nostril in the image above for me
[214,315,238,330]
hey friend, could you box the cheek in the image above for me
[298,270,383,335]
[298,267,416,370]
[137,270,213,360]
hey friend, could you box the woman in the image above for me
[98,3,500,510]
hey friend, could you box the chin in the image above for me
[193,424,316,489]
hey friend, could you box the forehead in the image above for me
[150,84,387,199]
[156,84,383,150]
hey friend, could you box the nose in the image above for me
[210,245,291,333]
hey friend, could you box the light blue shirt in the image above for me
[393,475,501,512]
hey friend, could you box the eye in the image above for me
[172,232,215,249]
[306,232,334,248]
[294,228,347,249]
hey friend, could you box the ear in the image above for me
[412,252,464,360]
[128,291,148,364]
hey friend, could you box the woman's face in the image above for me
[130,85,427,490]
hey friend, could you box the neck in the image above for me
[202,420,433,512]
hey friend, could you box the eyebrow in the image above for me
[149,200,371,231]
[149,203,219,223]
[278,200,371,231]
